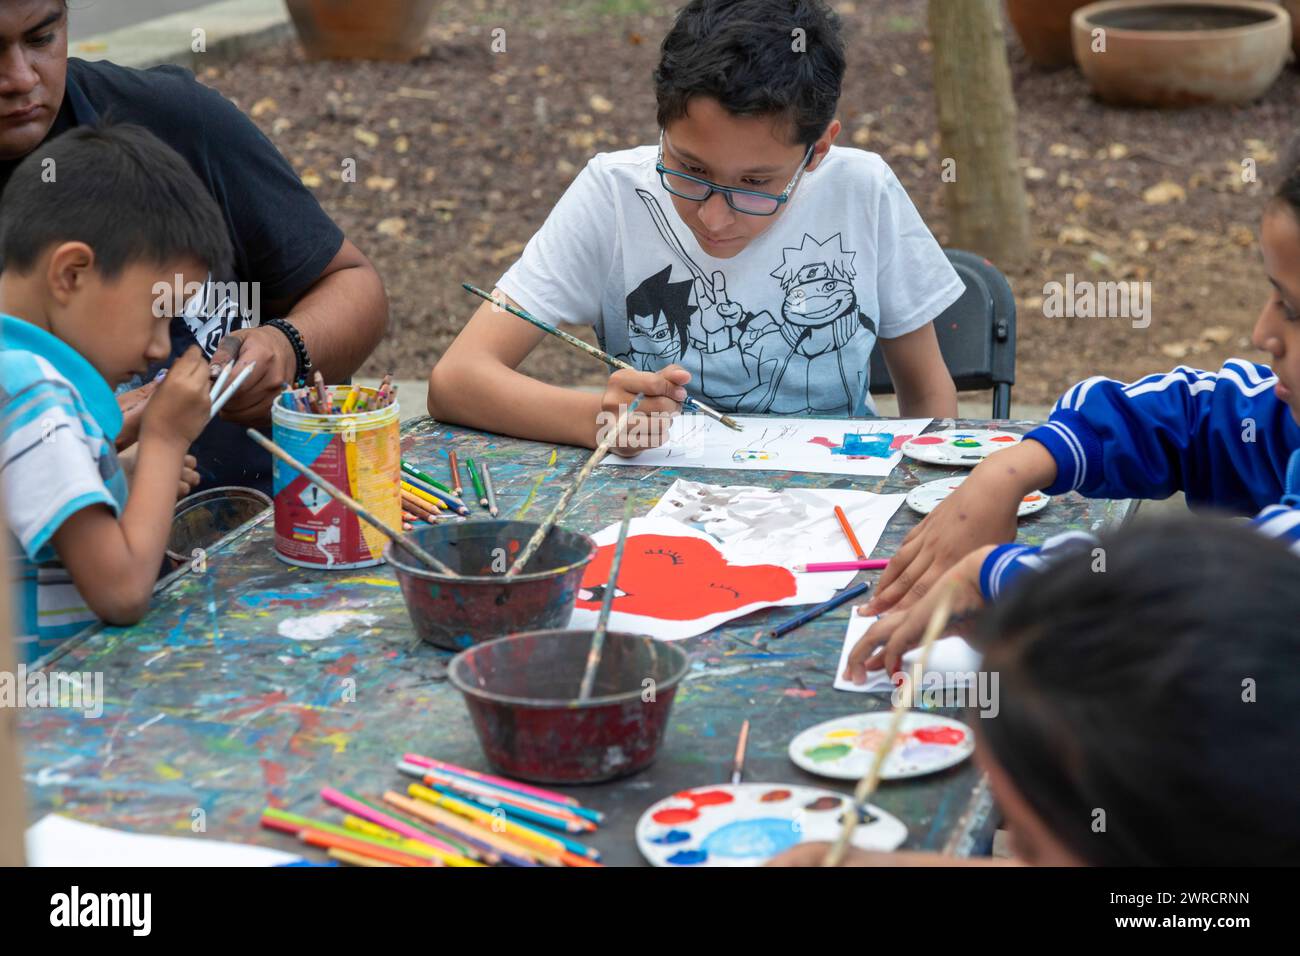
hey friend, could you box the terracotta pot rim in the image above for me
[1074,0,1291,41]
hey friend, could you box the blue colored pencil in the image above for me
[426,784,588,834]
[763,581,872,641]
[401,471,470,516]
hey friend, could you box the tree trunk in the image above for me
[928,0,1031,269]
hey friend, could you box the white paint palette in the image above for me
[789,712,975,781]
[900,429,1022,467]
[635,783,907,867]
[906,476,1049,518]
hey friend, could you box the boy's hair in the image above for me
[0,124,232,280]
[1276,141,1300,220]
[974,516,1300,866]
[655,0,845,148]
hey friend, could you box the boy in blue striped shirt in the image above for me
[1,125,232,664]
[842,151,1300,679]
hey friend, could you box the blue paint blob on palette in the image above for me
[635,783,908,867]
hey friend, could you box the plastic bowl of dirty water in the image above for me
[166,486,272,564]
[386,520,597,651]
[448,628,689,784]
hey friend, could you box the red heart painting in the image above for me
[575,533,797,620]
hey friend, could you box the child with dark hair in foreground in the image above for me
[0,124,233,662]
[772,517,1300,866]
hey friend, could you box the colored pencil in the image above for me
[424,782,591,834]
[833,505,866,561]
[298,827,436,867]
[319,787,481,865]
[579,493,633,700]
[386,382,399,407]
[401,753,583,810]
[401,481,448,510]
[463,282,742,432]
[407,784,599,859]
[314,371,331,414]
[401,493,441,523]
[413,769,595,829]
[761,581,872,641]
[507,397,642,576]
[397,761,602,827]
[795,559,890,573]
[382,792,544,867]
[208,361,257,420]
[481,462,499,517]
[375,373,392,407]
[401,461,455,496]
[824,583,956,867]
[448,451,463,496]
[341,385,360,414]
[344,791,483,861]
[262,808,447,864]
[731,718,751,786]
[466,457,487,508]
[208,361,233,401]
[401,469,469,514]
[247,430,458,576]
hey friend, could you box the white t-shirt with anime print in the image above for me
[497,144,965,416]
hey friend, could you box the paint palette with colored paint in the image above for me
[900,429,1022,467]
[788,713,975,781]
[635,783,907,867]
[906,476,1049,518]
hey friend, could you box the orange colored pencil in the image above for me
[328,847,396,867]
[402,492,440,522]
[448,451,464,497]
[298,827,437,867]
[833,505,866,561]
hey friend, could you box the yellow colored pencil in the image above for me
[341,385,360,414]
[409,783,573,856]
[401,480,449,510]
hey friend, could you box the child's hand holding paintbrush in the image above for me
[601,364,692,457]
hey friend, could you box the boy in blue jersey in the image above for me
[1,124,231,663]
[842,153,1300,679]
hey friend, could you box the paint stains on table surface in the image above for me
[19,417,1135,865]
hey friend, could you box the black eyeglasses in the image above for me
[655,130,813,217]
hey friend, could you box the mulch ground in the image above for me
[196,0,1300,406]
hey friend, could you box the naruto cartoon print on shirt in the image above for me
[628,190,879,416]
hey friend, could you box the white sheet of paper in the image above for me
[832,613,982,692]
[25,814,301,867]
[647,479,904,587]
[602,416,933,477]
[567,517,847,641]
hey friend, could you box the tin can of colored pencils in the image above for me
[270,385,400,569]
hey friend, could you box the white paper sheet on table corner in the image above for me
[832,612,982,693]
[566,517,847,642]
[25,814,302,867]
[646,478,905,578]
[601,415,933,478]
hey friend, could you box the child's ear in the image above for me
[808,118,841,173]
[45,241,96,305]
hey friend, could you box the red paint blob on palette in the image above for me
[652,808,699,825]
[759,789,792,803]
[910,436,944,445]
[674,789,735,808]
[912,726,967,745]
[989,435,1018,442]
[804,796,841,811]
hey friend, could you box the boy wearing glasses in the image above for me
[428,0,963,453]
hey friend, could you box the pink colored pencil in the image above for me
[402,752,580,808]
[319,786,463,858]
[793,558,890,573]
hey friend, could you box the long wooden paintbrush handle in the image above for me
[246,429,459,577]
[507,398,641,577]
[578,493,635,699]
[822,582,957,867]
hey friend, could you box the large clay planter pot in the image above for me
[1073,0,1292,107]
[286,0,438,61]
[1006,0,1095,69]
[1284,0,1300,56]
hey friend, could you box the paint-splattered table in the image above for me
[19,417,1135,865]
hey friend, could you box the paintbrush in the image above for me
[578,493,634,699]
[757,581,872,641]
[821,582,956,867]
[507,398,642,576]
[208,361,257,421]
[245,429,459,577]
[731,718,751,786]
[463,283,742,432]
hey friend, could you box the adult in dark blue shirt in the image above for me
[0,1,389,492]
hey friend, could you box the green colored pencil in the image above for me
[401,461,454,496]
[466,457,488,509]
[462,283,742,432]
